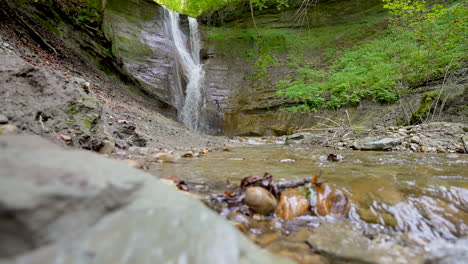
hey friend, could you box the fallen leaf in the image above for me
[182,151,194,158]
[58,134,72,141]
[177,180,189,191]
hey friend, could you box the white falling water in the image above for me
[164,8,204,131]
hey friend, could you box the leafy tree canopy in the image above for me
[154,0,235,17]
[154,0,290,17]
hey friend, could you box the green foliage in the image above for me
[155,0,236,17]
[154,0,289,17]
[207,12,384,85]
[276,0,467,112]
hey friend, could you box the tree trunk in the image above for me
[249,0,260,37]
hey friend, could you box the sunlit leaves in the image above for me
[154,0,238,17]
[154,0,290,17]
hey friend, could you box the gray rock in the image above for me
[128,146,150,155]
[1,135,292,264]
[409,136,420,144]
[462,135,468,153]
[398,131,407,137]
[0,114,8,124]
[285,133,319,145]
[353,137,402,150]
[0,135,142,258]
[285,133,305,144]
[0,124,18,135]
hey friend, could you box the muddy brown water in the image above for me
[149,143,468,263]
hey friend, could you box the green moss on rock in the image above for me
[409,91,438,125]
[66,96,101,135]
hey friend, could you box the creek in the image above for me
[152,7,468,264]
[149,142,468,263]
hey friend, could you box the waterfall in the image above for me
[164,8,204,131]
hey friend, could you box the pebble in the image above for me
[244,187,278,215]
[0,124,19,135]
[122,159,142,169]
[420,146,429,153]
[98,140,115,155]
[128,146,151,155]
[0,114,8,124]
[228,158,245,161]
[280,159,295,163]
[436,148,446,153]
[152,152,180,163]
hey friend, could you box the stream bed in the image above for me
[149,143,468,264]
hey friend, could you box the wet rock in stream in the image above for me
[245,187,278,215]
[152,152,181,163]
[275,189,310,221]
[314,182,349,217]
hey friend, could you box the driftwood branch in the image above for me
[277,177,313,189]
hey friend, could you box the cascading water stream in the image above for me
[164,8,204,131]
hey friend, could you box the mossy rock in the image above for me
[66,96,101,135]
[409,91,438,125]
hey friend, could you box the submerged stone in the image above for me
[275,189,309,221]
[314,182,349,217]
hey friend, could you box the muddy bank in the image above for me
[0,32,224,152]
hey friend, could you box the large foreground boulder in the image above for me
[0,135,292,264]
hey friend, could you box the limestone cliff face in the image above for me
[103,0,183,110]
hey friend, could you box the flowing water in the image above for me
[164,8,204,131]
[149,143,468,263]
